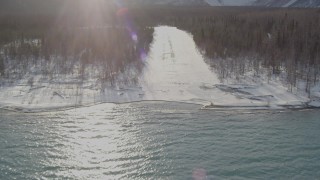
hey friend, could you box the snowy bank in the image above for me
[1,26,320,112]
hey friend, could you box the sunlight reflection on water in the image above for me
[1,102,320,179]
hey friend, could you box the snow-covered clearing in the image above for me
[0,26,319,112]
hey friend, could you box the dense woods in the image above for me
[1,2,320,93]
[131,6,320,95]
[0,1,153,86]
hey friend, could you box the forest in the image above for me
[131,6,320,95]
[0,1,153,86]
[1,3,320,95]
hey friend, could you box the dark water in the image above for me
[1,102,320,179]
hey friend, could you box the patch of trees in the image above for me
[0,2,154,86]
[134,6,320,95]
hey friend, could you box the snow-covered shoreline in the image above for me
[1,26,320,112]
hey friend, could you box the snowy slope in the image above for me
[283,0,299,7]
[134,0,208,6]
[134,0,320,7]
[205,0,255,6]
[2,0,319,8]
[214,0,320,7]
[289,0,320,7]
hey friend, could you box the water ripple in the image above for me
[1,102,320,179]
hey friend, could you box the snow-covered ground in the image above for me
[0,26,320,112]
[205,0,256,6]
